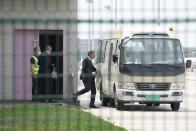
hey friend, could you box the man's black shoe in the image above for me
[89,105,99,108]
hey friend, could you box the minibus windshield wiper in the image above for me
[155,63,181,68]
[140,64,153,69]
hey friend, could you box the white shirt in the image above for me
[88,56,96,68]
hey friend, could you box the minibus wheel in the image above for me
[154,103,160,106]
[146,103,153,107]
[100,82,109,106]
[171,102,180,111]
[108,84,116,107]
[109,98,115,107]
[101,93,109,106]
[115,99,124,110]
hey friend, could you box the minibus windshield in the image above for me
[120,38,183,65]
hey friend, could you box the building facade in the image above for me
[0,0,78,101]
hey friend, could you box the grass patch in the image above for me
[0,103,126,131]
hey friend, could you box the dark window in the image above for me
[105,42,111,63]
[115,40,119,54]
[106,42,111,55]
[100,41,107,63]
[96,40,102,64]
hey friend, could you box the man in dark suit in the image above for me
[38,45,55,101]
[74,50,98,108]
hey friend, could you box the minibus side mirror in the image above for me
[113,54,118,63]
[186,60,192,69]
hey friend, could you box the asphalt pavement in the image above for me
[77,71,196,131]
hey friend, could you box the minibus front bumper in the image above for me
[116,89,184,103]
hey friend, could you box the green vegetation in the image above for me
[0,103,126,131]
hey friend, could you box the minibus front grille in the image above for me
[136,83,170,91]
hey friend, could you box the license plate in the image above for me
[145,95,160,100]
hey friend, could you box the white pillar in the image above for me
[63,0,78,102]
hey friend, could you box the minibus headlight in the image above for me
[170,83,185,90]
[118,83,135,90]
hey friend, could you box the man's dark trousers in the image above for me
[32,77,38,100]
[76,78,96,106]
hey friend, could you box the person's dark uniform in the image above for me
[38,52,54,100]
[30,55,39,100]
[76,57,97,107]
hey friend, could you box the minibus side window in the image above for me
[115,40,119,54]
[96,40,102,64]
[110,43,114,63]
[105,42,111,63]
[100,41,107,63]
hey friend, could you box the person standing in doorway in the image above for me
[38,45,55,101]
[30,46,41,101]
[73,50,98,108]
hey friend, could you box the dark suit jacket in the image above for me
[38,52,54,75]
[80,57,96,80]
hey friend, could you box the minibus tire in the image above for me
[99,82,103,100]
[171,102,180,111]
[116,100,124,110]
[100,82,109,106]
[154,103,160,106]
[109,98,115,107]
[101,92,109,106]
[146,103,153,107]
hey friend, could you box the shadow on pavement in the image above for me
[122,104,172,112]
[106,104,195,112]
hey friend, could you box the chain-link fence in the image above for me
[0,0,196,131]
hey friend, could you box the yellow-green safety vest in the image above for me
[32,56,39,75]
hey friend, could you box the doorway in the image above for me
[39,30,63,100]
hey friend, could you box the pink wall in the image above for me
[0,54,2,99]
[14,30,39,100]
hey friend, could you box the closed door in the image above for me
[14,30,39,100]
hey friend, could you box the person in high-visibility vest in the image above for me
[30,46,41,101]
